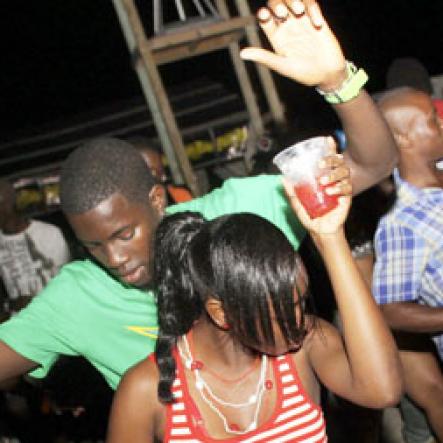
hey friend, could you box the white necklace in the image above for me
[180,336,267,408]
[179,334,268,435]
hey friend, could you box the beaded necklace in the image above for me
[186,330,261,384]
[178,334,268,435]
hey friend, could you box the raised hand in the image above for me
[283,146,352,236]
[240,1,347,91]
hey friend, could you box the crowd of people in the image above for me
[1,1,442,442]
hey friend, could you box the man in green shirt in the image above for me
[0,0,397,390]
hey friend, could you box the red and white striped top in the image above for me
[164,351,327,443]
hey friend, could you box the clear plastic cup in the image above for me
[273,136,339,219]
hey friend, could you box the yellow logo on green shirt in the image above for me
[126,325,158,339]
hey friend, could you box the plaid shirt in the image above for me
[373,170,443,359]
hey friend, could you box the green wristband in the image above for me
[316,61,369,104]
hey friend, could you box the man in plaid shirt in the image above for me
[374,87,443,443]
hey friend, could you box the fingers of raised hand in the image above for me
[326,136,338,155]
[291,1,307,16]
[320,166,350,188]
[319,153,346,175]
[282,178,311,221]
[282,178,298,201]
[257,7,278,35]
[325,178,352,197]
[302,1,324,27]
[259,1,323,28]
[318,153,353,196]
[258,2,300,28]
[283,178,302,207]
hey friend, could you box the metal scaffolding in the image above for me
[112,0,286,196]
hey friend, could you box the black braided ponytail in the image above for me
[153,211,206,403]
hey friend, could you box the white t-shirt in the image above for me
[0,220,71,300]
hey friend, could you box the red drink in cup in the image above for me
[293,181,339,218]
[273,137,339,219]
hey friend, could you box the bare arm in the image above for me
[335,92,397,195]
[0,340,38,388]
[308,230,402,407]
[106,359,162,443]
[240,1,397,195]
[381,303,443,334]
[354,253,375,288]
[283,167,402,408]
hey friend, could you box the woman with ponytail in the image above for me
[107,157,403,442]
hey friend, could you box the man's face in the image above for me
[67,192,162,287]
[397,92,443,162]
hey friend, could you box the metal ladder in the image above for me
[153,0,220,35]
[113,0,286,196]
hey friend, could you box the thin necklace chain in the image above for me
[180,335,267,408]
[179,334,268,435]
[187,331,261,384]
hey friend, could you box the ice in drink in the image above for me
[273,136,338,219]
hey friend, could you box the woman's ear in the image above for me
[149,184,167,216]
[205,298,229,330]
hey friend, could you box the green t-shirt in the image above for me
[167,175,305,248]
[0,260,157,390]
[0,174,304,389]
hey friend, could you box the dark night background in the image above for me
[2,0,443,143]
[0,4,442,440]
